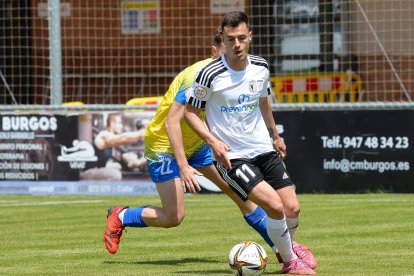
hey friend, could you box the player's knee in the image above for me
[263,201,285,217]
[285,205,300,218]
[164,213,185,228]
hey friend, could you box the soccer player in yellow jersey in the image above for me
[103,29,280,259]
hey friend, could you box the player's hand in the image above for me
[211,140,232,170]
[273,137,287,160]
[179,165,202,195]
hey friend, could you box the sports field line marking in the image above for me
[0,199,108,207]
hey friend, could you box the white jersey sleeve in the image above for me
[186,85,211,109]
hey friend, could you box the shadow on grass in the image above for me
[173,269,233,275]
[103,258,281,275]
[174,269,280,275]
[103,257,219,266]
[104,257,229,274]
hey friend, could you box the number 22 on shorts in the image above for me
[160,156,173,175]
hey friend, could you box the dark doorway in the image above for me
[0,0,33,104]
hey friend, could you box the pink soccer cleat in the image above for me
[282,258,316,275]
[292,241,318,269]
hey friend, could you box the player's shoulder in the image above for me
[195,56,227,87]
[201,55,226,71]
[174,58,212,78]
[248,54,269,69]
[182,58,213,78]
[173,58,213,89]
[192,57,214,69]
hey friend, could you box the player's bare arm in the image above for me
[259,97,286,160]
[165,101,201,194]
[184,103,232,169]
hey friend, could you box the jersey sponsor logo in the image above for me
[194,86,207,99]
[221,93,257,113]
[238,94,250,104]
[220,103,258,113]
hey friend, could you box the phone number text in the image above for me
[321,136,410,149]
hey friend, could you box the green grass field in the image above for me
[1,193,413,275]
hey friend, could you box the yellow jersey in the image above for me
[144,58,212,159]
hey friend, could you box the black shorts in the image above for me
[214,151,293,201]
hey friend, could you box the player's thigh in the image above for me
[198,165,232,192]
[156,178,185,217]
[145,149,185,216]
[198,165,258,215]
[249,180,283,208]
[249,180,284,218]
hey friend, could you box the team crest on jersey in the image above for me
[249,80,264,93]
[194,86,207,99]
[249,80,257,93]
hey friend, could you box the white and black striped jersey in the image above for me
[186,54,275,159]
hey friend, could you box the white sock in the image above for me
[266,216,297,263]
[286,216,299,240]
[118,209,127,225]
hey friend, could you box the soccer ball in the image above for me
[228,241,268,276]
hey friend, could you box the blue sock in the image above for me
[244,207,275,248]
[122,206,148,227]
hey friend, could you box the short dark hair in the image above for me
[221,11,250,31]
[213,27,223,47]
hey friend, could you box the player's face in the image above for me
[222,22,251,68]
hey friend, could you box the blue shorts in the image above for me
[146,143,213,183]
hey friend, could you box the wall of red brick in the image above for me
[30,0,236,103]
[28,1,413,104]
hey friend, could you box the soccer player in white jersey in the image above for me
[185,11,317,275]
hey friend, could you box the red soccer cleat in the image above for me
[276,251,284,263]
[103,206,128,254]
